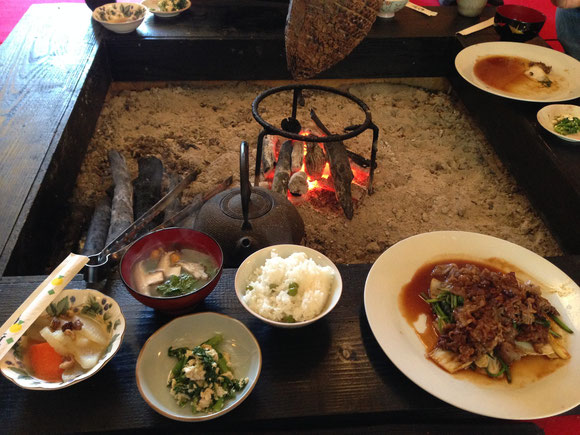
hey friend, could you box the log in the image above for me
[163,173,182,223]
[304,142,326,180]
[80,196,111,256]
[285,0,382,80]
[133,156,163,222]
[291,141,304,173]
[106,150,134,244]
[272,140,293,195]
[310,110,354,219]
[289,171,308,196]
[261,135,278,175]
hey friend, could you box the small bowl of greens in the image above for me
[136,312,262,421]
[120,228,223,314]
[537,104,580,144]
[141,0,190,18]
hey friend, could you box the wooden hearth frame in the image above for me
[1,2,578,275]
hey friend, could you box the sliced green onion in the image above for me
[549,314,574,334]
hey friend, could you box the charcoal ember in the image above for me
[304,142,326,180]
[291,141,304,173]
[289,171,308,196]
[285,0,382,80]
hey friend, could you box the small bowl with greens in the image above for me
[537,104,580,144]
[141,0,191,18]
[136,312,261,421]
[120,228,223,314]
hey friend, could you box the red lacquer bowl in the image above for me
[120,228,223,314]
[494,5,546,42]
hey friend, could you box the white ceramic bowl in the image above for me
[141,0,190,18]
[234,244,342,329]
[378,0,409,19]
[0,289,126,390]
[537,104,580,143]
[92,3,147,34]
[136,312,262,422]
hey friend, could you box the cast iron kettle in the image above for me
[194,141,305,267]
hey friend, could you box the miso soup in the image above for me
[132,247,218,297]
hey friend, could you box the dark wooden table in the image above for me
[1,259,579,433]
[1,3,579,432]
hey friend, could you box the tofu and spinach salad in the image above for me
[167,334,249,413]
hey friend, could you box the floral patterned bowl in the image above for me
[141,0,191,18]
[92,2,147,34]
[0,289,126,390]
[377,0,409,19]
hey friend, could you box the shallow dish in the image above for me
[455,41,580,103]
[364,231,580,419]
[234,244,342,329]
[537,104,580,143]
[92,2,146,34]
[120,228,224,314]
[136,312,261,421]
[1,289,125,390]
[141,0,190,18]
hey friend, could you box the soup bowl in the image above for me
[120,228,223,314]
[494,5,546,42]
[92,2,147,34]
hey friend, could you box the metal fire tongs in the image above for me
[83,170,200,283]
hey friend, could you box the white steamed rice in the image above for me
[243,250,334,322]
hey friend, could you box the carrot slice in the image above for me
[28,342,64,381]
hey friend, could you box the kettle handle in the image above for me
[239,141,252,230]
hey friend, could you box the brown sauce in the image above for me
[473,55,560,96]
[398,258,570,386]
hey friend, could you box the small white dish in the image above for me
[92,3,147,34]
[537,104,580,143]
[136,312,261,422]
[1,289,126,390]
[234,244,342,329]
[141,0,190,18]
[377,0,409,19]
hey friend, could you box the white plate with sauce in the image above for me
[455,42,580,102]
[537,104,580,143]
[364,231,580,420]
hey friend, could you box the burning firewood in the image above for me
[272,140,293,195]
[106,150,134,244]
[285,0,382,80]
[261,135,279,176]
[310,110,354,219]
[304,142,326,180]
[133,156,163,226]
[291,141,304,173]
[81,196,111,256]
[289,171,308,196]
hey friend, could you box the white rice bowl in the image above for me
[242,250,335,323]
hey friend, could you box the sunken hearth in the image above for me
[43,78,562,270]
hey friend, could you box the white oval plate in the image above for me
[537,104,580,143]
[364,231,580,420]
[455,41,580,102]
[136,312,261,422]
